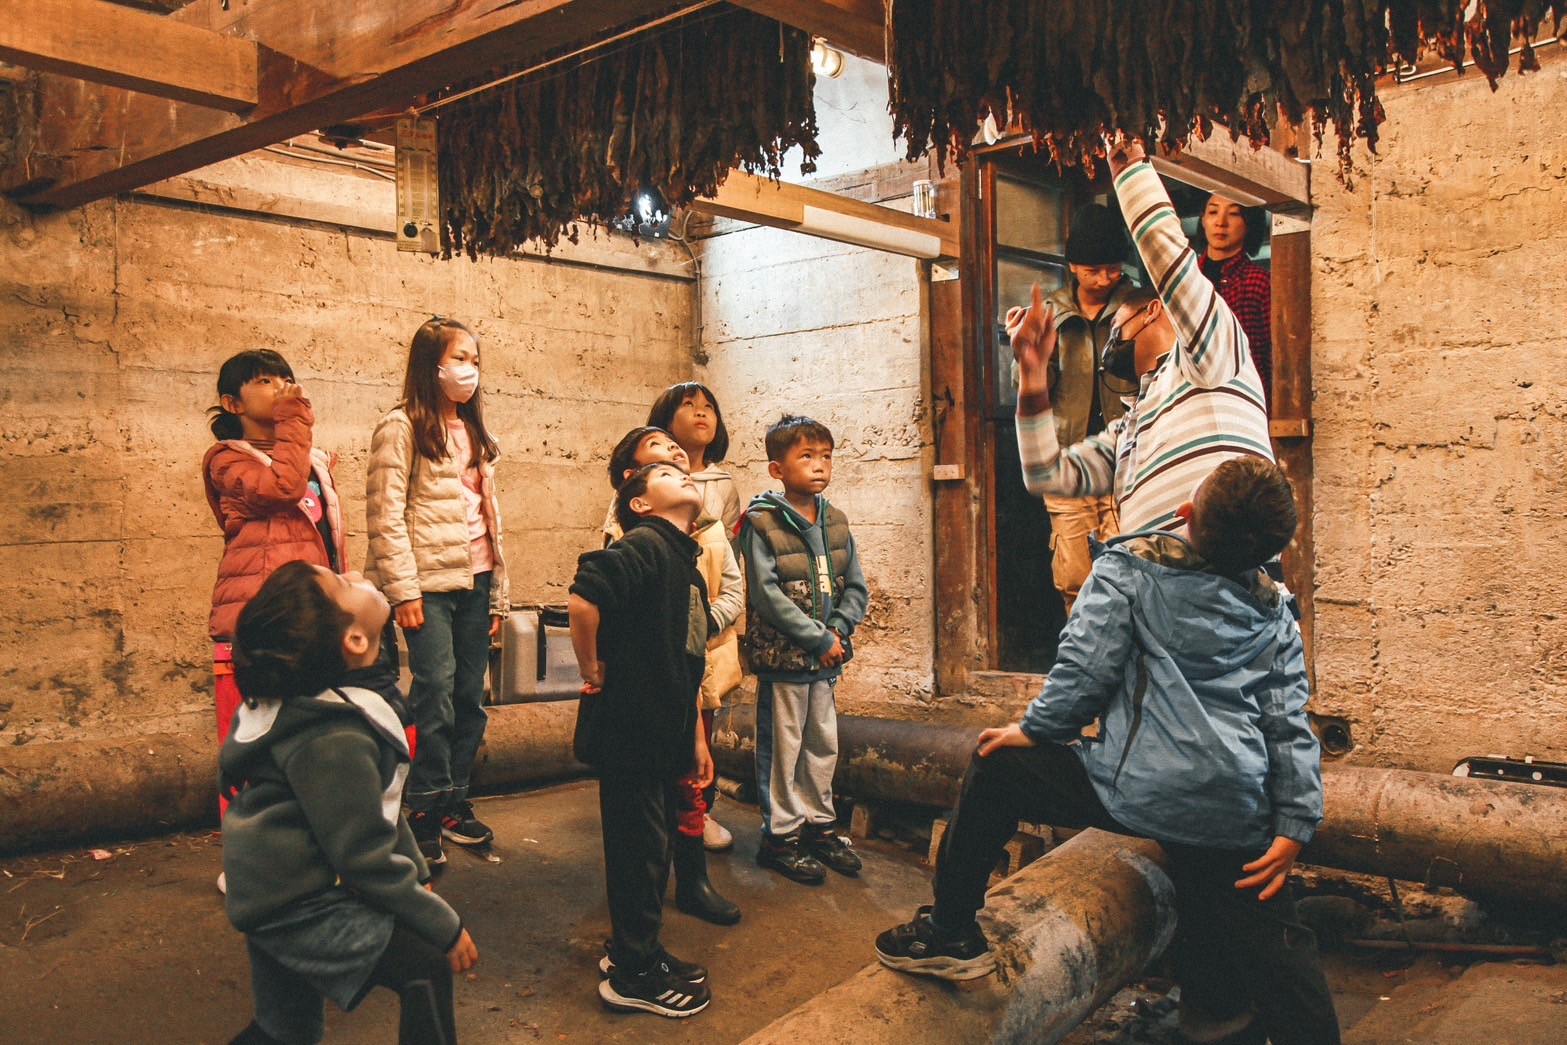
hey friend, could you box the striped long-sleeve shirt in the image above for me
[1017,161,1272,534]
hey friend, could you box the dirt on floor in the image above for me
[3,779,1565,1044]
[0,779,935,1043]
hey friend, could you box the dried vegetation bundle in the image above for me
[887,0,1565,183]
[435,7,820,258]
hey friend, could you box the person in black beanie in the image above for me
[1006,203,1140,614]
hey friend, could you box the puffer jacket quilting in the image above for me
[204,396,347,640]
[364,408,509,617]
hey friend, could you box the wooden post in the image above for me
[929,156,988,696]
[1269,213,1315,678]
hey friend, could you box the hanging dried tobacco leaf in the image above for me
[887,1,1564,184]
[434,7,820,259]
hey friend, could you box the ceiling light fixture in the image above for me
[810,39,845,79]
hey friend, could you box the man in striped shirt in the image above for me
[1011,139,1272,536]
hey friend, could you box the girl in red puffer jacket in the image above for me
[204,350,347,770]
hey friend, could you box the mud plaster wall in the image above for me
[697,226,934,718]
[696,55,936,718]
[0,195,693,745]
[1309,63,1567,770]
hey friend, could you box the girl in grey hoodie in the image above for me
[222,561,477,1045]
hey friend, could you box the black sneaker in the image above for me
[875,905,996,981]
[598,959,711,1017]
[756,832,827,884]
[408,810,445,866]
[441,800,494,846]
[803,823,863,876]
[598,945,706,984]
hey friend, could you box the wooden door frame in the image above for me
[928,148,1315,699]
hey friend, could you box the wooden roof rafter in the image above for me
[0,0,260,111]
[5,0,696,211]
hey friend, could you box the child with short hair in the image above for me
[741,416,868,884]
[222,561,477,1045]
[366,317,509,866]
[875,457,1339,1045]
[647,382,741,532]
[569,462,717,1018]
[205,350,347,830]
[603,427,744,923]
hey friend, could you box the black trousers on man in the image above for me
[597,769,682,974]
[930,742,1340,1045]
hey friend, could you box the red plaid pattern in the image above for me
[1204,252,1273,407]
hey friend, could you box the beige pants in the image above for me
[1043,493,1121,615]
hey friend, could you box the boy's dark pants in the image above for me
[598,768,682,973]
[243,926,456,1045]
[931,742,1340,1045]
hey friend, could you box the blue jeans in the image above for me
[403,571,492,814]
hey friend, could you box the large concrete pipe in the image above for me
[709,706,1567,908]
[743,830,1175,1045]
[0,701,587,856]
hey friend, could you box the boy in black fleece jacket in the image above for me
[569,462,715,1019]
[222,561,477,1045]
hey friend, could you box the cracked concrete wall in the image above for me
[697,54,936,717]
[697,226,934,717]
[1309,64,1567,770]
[0,194,693,745]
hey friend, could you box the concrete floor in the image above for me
[3,780,1565,1044]
[0,780,934,1044]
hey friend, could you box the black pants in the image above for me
[598,769,682,974]
[931,743,1340,1045]
[238,926,456,1045]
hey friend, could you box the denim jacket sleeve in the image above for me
[1256,622,1324,844]
[1019,555,1135,743]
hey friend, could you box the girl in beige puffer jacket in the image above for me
[365,317,509,865]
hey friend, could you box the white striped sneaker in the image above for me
[598,960,711,1017]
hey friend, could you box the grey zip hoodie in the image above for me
[219,686,462,951]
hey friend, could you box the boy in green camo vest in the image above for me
[740,416,869,884]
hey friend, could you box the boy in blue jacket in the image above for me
[875,456,1339,1045]
[741,415,869,884]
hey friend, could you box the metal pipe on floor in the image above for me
[709,706,1567,909]
[742,829,1176,1045]
[0,701,587,856]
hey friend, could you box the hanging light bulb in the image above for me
[810,39,845,79]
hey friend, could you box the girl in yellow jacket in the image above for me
[366,317,509,867]
[603,425,744,925]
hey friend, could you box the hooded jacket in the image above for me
[364,407,509,618]
[1019,532,1322,853]
[570,515,708,775]
[219,685,461,951]
[203,396,347,640]
[740,492,869,683]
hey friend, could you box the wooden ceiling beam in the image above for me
[728,0,886,63]
[1152,130,1311,210]
[0,0,259,111]
[689,170,959,259]
[9,0,690,211]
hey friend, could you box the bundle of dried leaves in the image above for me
[435,7,819,258]
[887,0,1564,183]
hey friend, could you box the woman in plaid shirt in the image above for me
[1199,194,1273,407]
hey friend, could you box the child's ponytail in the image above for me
[209,349,296,442]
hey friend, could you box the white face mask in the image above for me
[437,363,479,404]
